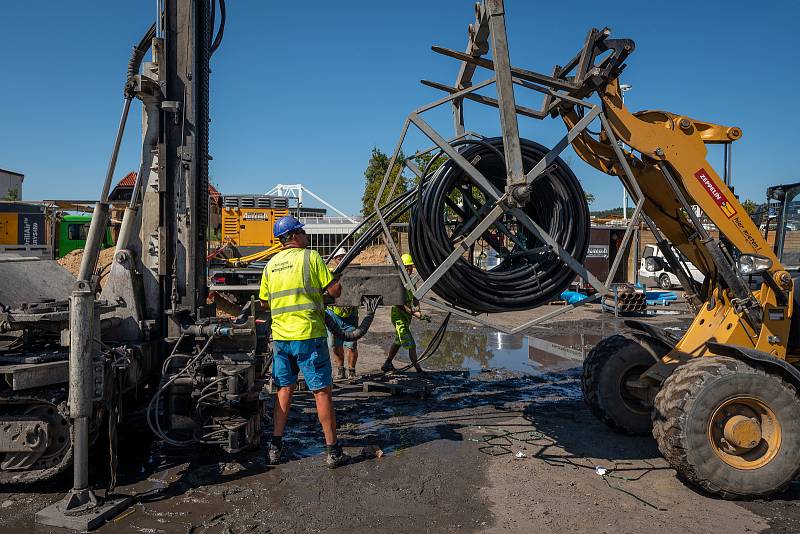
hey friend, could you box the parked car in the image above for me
[639,244,705,290]
[759,220,798,232]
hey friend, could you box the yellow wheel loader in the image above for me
[570,79,799,498]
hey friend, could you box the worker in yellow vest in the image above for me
[382,253,430,373]
[260,215,350,468]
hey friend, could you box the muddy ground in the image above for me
[2,298,800,533]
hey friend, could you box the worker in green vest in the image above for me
[382,253,430,373]
[326,247,360,380]
[260,215,350,469]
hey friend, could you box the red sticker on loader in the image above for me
[694,168,737,218]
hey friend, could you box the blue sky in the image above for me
[1,1,797,213]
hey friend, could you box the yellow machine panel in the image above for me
[0,214,18,245]
[221,207,289,247]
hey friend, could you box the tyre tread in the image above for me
[652,356,800,499]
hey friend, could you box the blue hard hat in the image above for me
[273,215,304,238]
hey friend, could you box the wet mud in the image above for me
[0,304,796,532]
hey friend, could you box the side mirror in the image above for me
[644,256,666,273]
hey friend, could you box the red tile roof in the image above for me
[117,171,137,187]
[115,172,221,203]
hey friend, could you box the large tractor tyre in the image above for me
[652,356,800,499]
[582,335,655,435]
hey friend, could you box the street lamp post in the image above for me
[620,84,632,220]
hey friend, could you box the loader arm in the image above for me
[562,107,717,304]
[561,79,795,360]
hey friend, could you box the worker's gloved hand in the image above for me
[419,314,432,323]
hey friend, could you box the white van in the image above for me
[639,244,705,290]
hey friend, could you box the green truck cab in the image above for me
[57,214,114,258]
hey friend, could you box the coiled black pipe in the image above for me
[409,137,589,313]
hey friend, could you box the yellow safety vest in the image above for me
[259,248,333,341]
[328,304,356,318]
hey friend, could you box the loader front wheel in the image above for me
[582,335,655,435]
[652,356,800,499]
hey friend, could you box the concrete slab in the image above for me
[35,494,134,531]
[334,265,406,307]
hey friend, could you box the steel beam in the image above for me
[485,0,526,201]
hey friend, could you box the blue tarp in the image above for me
[646,290,678,305]
[560,290,589,305]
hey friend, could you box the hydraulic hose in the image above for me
[126,23,157,97]
[409,137,589,313]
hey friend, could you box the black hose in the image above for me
[125,23,157,97]
[324,297,381,341]
[209,0,226,56]
[409,137,589,313]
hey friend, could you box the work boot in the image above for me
[267,443,285,465]
[381,361,396,373]
[336,366,346,380]
[325,444,351,469]
[347,367,357,379]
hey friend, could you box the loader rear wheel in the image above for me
[652,356,800,499]
[582,335,655,435]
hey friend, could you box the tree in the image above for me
[411,151,447,187]
[584,192,595,205]
[361,147,408,217]
[741,199,758,216]
[3,188,19,201]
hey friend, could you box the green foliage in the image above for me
[3,188,19,201]
[584,192,595,205]
[411,151,447,187]
[741,199,758,216]
[590,207,624,218]
[361,147,408,217]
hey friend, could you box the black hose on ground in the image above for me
[409,137,589,313]
[396,312,452,372]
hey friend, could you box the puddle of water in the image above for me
[407,327,616,374]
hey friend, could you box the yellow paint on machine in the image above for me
[0,214,19,245]
[221,207,289,247]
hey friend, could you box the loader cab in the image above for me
[56,214,115,258]
[766,182,800,352]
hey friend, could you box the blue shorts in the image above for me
[272,337,332,391]
[326,311,359,350]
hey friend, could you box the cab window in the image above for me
[67,223,90,241]
[780,190,799,269]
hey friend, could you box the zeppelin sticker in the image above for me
[694,168,737,218]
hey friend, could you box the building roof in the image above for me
[117,171,137,187]
[113,172,221,202]
[0,168,24,179]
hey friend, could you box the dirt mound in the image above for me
[57,247,116,288]
[352,244,390,265]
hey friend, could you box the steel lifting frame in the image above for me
[373,0,650,335]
